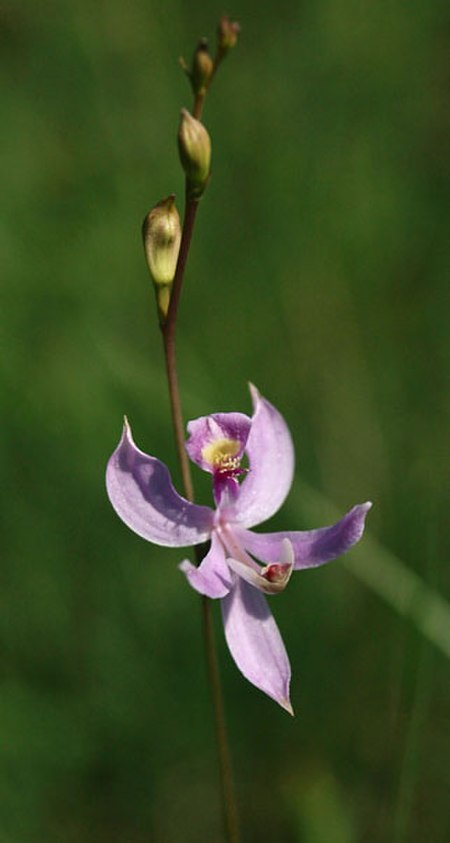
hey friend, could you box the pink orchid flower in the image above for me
[106,385,371,713]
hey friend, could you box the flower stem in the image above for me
[161,192,198,503]
[193,92,205,120]
[159,91,240,843]
[202,594,240,843]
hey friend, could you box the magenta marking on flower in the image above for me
[106,384,372,714]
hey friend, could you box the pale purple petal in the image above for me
[185,412,251,473]
[238,502,372,569]
[221,577,293,713]
[234,385,295,529]
[179,532,232,598]
[106,420,214,547]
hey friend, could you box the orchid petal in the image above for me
[239,502,372,569]
[235,385,295,529]
[221,577,293,713]
[179,533,232,598]
[106,420,214,547]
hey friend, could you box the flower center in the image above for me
[201,437,241,474]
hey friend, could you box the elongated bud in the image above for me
[178,109,211,199]
[217,15,240,59]
[142,195,181,285]
[191,39,214,95]
[142,195,181,323]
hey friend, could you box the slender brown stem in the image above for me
[159,81,240,843]
[161,194,199,501]
[202,596,240,842]
[193,91,205,119]
[160,90,206,496]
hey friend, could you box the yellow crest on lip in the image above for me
[201,437,241,469]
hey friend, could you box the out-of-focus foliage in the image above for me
[1,1,448,840]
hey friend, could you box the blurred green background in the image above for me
[1,1,448,840]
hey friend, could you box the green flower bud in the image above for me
[142,195,181,285]
[177,109,211,199]
[191,39,214,95]
[217,15,240,58]
[142,195,181,323]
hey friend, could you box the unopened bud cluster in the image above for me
[143,16,239,325]
[179,16,239,96]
